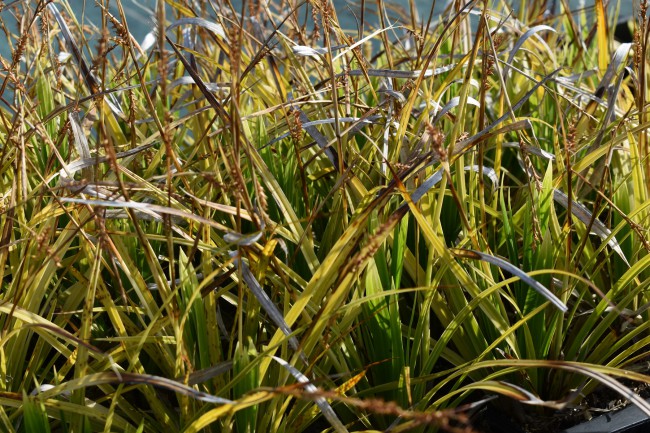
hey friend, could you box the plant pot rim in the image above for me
[561,400,650,433]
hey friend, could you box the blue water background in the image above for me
[0,0,636,87]
[72,0,633,44]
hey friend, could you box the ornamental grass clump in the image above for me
[1,0,650,432]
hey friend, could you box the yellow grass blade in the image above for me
[595,0,609,73]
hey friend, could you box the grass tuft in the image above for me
[1,0,650,432]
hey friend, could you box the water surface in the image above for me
[67,0,635,45]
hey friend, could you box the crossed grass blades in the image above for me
[0,0,649,432]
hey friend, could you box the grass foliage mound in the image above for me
[1,0,650,431]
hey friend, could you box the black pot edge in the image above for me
[560,399,650,433]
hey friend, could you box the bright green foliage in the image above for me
[1,0,650,432]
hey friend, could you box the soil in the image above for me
[469,378,650,433]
